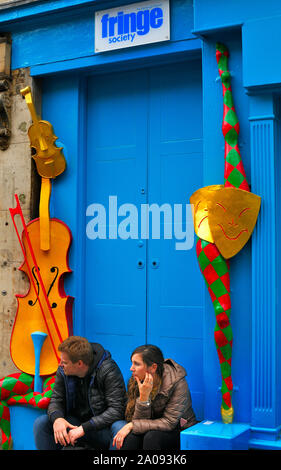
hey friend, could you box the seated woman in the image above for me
[111,344,196,450]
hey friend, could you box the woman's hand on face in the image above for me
[113,423,133,450]
[135,372,154,402]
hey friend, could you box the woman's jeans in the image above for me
[33,414,111,450]
[110,420,180,450]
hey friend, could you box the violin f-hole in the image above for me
[28,266,40,306]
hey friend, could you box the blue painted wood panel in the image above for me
[85,69,148,383]
[40,74,82,334]
[10,0,197,73]
[243,15,281,88]
[84,61,204,416]
[147,61,204,417]
[194,0,281,33]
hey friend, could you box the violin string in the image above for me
[10,199,61,363]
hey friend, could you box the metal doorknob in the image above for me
[137,260,144,269]
[151,259,159,269]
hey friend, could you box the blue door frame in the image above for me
[41,59,205,418]
[0,0,279,450]
[40,39,253,427]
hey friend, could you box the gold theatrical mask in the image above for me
[190,186,261,259]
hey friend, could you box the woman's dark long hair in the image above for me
[125,345,164,421]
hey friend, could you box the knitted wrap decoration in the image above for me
[196,237,233,421]
[0,372,55,449]
[192,43,255,424]
[215,43,250,192]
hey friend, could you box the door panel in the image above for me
[85,70,148,379]
[147,61,204,416]
[85,62,204,414]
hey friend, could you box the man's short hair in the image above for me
[58,336,94,365]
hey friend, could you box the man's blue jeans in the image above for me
[33,414,111,450]
[109,420,127,450]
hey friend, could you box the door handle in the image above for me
[137,260,145,269]
[151,259,159,269]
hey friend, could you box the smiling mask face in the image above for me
[190,186,261,258]
[208,187,261,258]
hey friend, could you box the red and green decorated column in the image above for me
[191,43,260,424]
[216,43,250,192]
[196,238,233,422]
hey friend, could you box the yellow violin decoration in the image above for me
[20,86,66,179]
[9,87,73,377]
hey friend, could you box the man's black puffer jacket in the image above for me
[47,343,126,432]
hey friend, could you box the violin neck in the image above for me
[40,177,52,251]
[21,86,40,123]
[21,86,48,152]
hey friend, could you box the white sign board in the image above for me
[95,0,170,53]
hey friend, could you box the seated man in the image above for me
[34,336,126,450]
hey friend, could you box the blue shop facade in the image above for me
[2,0,281,450]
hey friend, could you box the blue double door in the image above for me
[85,60,204,415]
